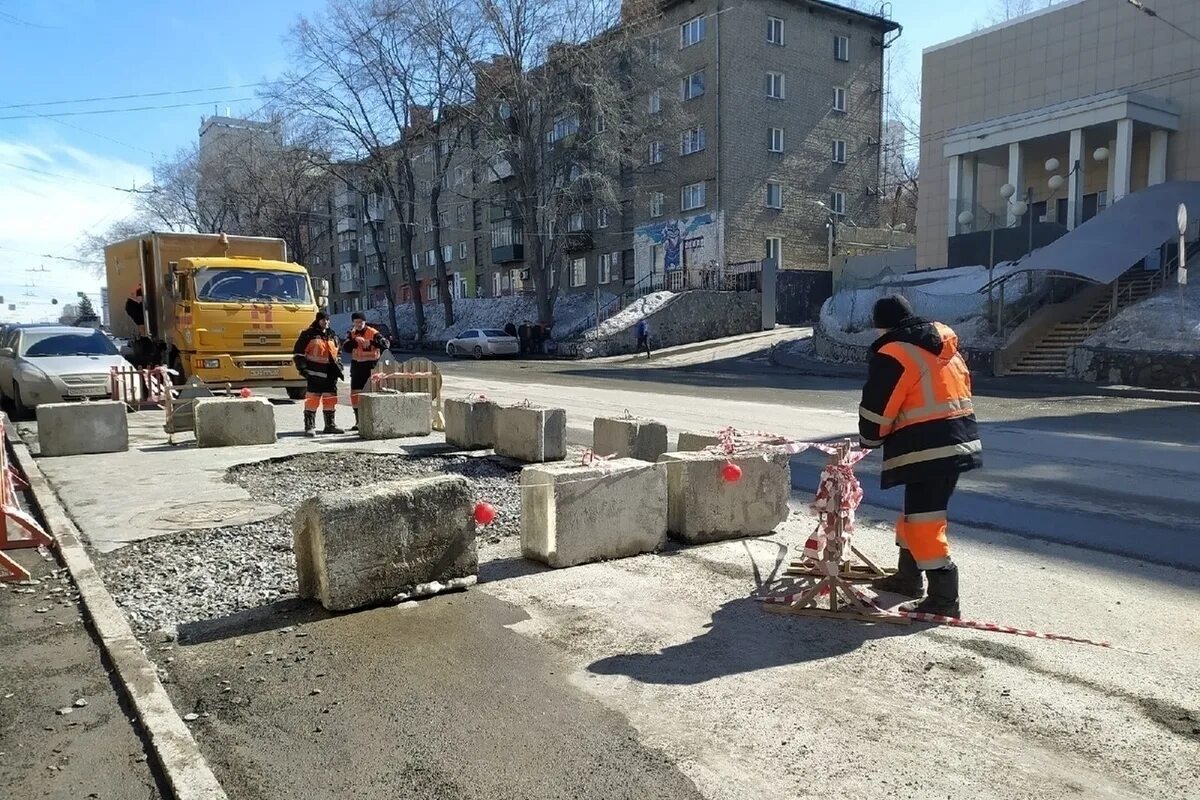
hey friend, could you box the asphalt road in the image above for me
[431,342,1200,570]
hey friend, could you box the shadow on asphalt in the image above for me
[178,597,331,645]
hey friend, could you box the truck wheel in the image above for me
[286,387,307,401]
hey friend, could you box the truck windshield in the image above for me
[194,269,311,303]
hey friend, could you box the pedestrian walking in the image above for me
[292,311,345,437]
[341,312,390,431]
[517,320,530,357]
[858,295,981,617]
[635,318,652,359]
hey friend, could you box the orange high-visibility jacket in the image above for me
[858,320,982,489]
[341,325,390,362]
[292,326,342,380]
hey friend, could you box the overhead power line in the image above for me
[0,162,151,193]
[0,81,270,111]
[0,96,255,121]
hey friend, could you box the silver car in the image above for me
[445,329,520,358]
[0,326,132,417]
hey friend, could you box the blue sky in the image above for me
[0,0,986,322]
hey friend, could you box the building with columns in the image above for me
[917,0,1200,268]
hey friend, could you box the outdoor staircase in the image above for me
[1008,269,1160,376]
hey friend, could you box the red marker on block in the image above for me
[474,502,497,526]
[239,387,253,398]
[722,462,743,483]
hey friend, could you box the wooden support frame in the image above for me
[1,431,54,581]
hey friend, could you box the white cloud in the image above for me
[0,137,151,323]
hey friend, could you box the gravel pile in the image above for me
[98,452,521,637]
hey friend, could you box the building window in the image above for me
[680,126,706,156]
[597,208,610,228]
[680,15,705,48]
[547,114,580,143]
[426,282,437,301]
[438,209,449,227]
[599,252,613,284]
[830,191,846,215]
[766,181,783,209]
[441,244,454,262]
[493,272,502,297]
[459,241,468,260]
[650,192,665,218]
[835,35,849,62]
[767,16,784,45]
[455,166,467,185]
[491,219,517,248]
[681,70,705,101]
[594,113,606,133]
[649,89,662,114]
[570,257,587,288]
[423,215,432,233]
[568,212,585,232]
[769,128,784,153]
[766,71,785,100]
[649,140,664,164]
[648,36,662,64]
[765,237,782,268]
[681,181,706,211]
[426,249,436,267]
[833,139,847,164]
[389,226,397,243]
[833,87,847,113]
[457,205,465,224]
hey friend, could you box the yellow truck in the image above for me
[105,232,329,398]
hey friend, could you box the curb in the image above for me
[767,342,1200,403]
[3,415,228,800]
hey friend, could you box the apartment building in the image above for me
[918,0,1200,268]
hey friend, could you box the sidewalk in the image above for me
[769,338,1200,403]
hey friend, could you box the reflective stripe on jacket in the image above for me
[342,325,389,362]
[293,326,342,378]
[858,319,982,489]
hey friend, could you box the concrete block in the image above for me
[358,392,432,439]
[293,474,477,612]
[493,404,566,462]
[593,416,668,462]
[675,430,722,452]
[444,397,496,449]
[36,401,128,457]
[193,397,276,448]
[658,451,791,543]
[521,458,667,568]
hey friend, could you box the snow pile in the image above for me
[1084,282,1200,352]
[821,264,1033,350]
[582,291,676,341]
[331,292,611,341]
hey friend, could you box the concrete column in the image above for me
[961,156,978,227]
[1106,138,1117,209]
[1067,128,1084,231]
[1113,118,1134,203]
[1007,142,1024,227]
[948,155,962,235]
[1148,129,1169,186]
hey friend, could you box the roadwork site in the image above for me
[3,392,1199,800]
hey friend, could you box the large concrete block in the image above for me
[676,431,721,452]
[444,397,496,449]
[36,401,128,457]
[658,451,791,544]
[521,458,667,568]
[193,397,277,447]
[293,474,477,611]
[593,416,668,462]
[493,404,566,463]
[358,392,432,439]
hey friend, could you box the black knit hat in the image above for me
[314,311,329,323]
[351,311,366,321]
[872,295,916,329]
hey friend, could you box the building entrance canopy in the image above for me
[1016,181,1200,284]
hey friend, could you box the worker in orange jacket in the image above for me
[292,311,345,437]
[341,312,390,431]
[858,295,982,617]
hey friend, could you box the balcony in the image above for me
[366,267,389,287]
[565,231,593,252]
[337,247,359,265]
[492,243,525,264]
[490,204,518,223]
[340,275,362,293]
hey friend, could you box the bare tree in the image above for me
[460,0,665,324]
[281,0,431,339]
[979,0,1061,26]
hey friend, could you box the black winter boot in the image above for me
[869,548,923,598]
[350,407,359,432]
[322,410,344,434]
[303,410,317,438]
[901,563,960,618]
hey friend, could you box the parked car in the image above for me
[0,325,132,417]
[445,329,520,359]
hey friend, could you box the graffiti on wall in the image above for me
[637,213,714,272]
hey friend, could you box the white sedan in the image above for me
[445,329,520,359]
[0,326,133,417]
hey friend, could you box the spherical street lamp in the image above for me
[1045,158,1061,173]
[1093,147,1110,162]
[1048,174,1065,191]
[1010,200,1028,217]
[1000,183,1016,199]
[957,210,975,227]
